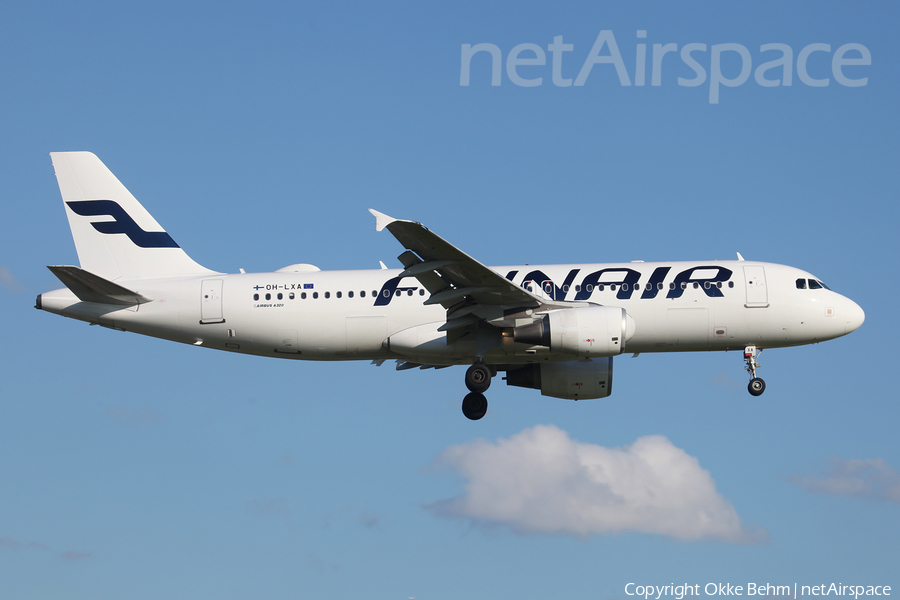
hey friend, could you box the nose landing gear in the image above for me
[744,346,766,396]
[462,360,492,420]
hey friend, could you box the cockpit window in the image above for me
[818,280,831,290]
[796,278,807,289]
[808,279,823,290]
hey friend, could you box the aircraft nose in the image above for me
[843,298,865,334]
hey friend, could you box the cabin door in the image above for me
[743,266,768,307]
[200,279,225,324]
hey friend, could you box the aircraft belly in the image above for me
[345,315,388,354]
[666,307,710,349]
[387,322,472,363]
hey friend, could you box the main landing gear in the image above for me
[462,360,491,420]
[744,346,766,396]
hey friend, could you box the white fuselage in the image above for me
[38,260,865,365]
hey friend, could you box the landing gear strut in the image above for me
[744,346,766,396]
[462,360,492,420]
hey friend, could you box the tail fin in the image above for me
[50,152,214,281]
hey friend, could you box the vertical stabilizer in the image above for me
[50,152,214,281]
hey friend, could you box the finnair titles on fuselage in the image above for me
[37,153,865,420]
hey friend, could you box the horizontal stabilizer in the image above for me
[47,265,153,306]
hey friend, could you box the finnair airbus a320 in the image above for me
[37,152,865,419]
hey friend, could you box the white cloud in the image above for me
[0,266,23,292]
[427,425,765,544]
[789,457,900,504]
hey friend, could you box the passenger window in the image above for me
[693,282,699,289]
[704,282,710,289]
[253,293,259,301]
[610,284,617,291]
[383,290,390,298]
[597,284,603,292]
[586,284,594,292]
[716,282,722,289]
[621,284,628,291]
[669,283,675,290]
[301,292,307,299]
[575,285,581,292]
[808,279,823,290]
[646,283,652,291]
[407,290,413,296]
[325,292,330,299]
[419,289,425,296]
[348,291,354,298]
[289,292,295,300]
[277,292,283,300]
[360,291,366,298]
[336,291,342,298]
[681,282,687,290]
[728,281,734,288]
[313,292,318,299]
[265,293,271,300]
[796,278,807,289]
[658,283,664,290]
[373,291,378,297]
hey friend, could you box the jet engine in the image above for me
[504,358,613,400]
[513,306,634,356]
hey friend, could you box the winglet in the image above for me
[368,209,397,232]
[736,252,745,261]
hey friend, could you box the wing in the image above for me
[369,209,540,309]
[369,209,579,344]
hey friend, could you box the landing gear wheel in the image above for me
[743,346,766,396]
[462,392,488,420]
[465,362,492,393]
[748,377,766,396]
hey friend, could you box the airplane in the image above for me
[36,152,865,420]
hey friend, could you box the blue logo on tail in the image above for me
[66,200,179,248]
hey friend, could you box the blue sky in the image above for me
[1,1,898,599]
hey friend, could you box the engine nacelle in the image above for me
[513,306,634,356]
[504,358,614,400]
